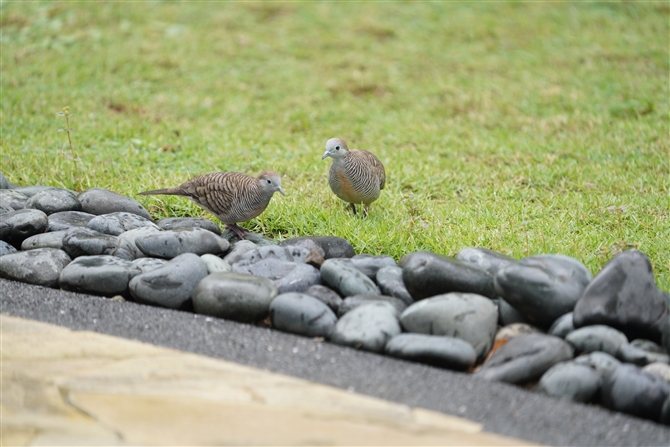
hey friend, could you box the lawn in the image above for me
[2,2,668,289]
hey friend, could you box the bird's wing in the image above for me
[359,150,386,190]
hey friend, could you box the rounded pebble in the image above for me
[385,333,476,371]
[0,248,71,287]
[129,253,208,309]
[0,209,49,248]
[192,271,278,322]
[25,188,81,214]
[269,292,337,337]
[59,255,141,296]
[329,301,401,353]
[400,292,497,361]
[135,227,230,258]
[320,258,381,297]
[566,325,628,357]
[537,361,602,403]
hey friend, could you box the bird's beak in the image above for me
[321,151,331,160]
[278,187,286,196]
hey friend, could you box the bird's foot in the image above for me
[349,203,357,215]
[363,206,369,218]
[227,224,247,240]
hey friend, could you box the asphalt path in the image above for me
[2,278,669,446]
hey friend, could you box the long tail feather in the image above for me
[137,188,176,196]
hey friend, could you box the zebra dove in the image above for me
[321,138,386,217]
[138,170,285,239]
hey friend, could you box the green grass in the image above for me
[2,2,669,289]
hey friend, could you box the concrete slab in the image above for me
[1,315,531,446]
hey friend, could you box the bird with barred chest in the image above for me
[321,138,386,217]
[138,170,285,240]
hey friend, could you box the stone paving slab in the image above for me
[1,315,532,446]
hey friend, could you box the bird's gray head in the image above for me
[322,138,349,160]
[258,170,285,196]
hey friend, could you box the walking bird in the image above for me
[138,170,285,239]
[321,138,386,217]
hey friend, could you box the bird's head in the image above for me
[258,170,285,196]
[322,138,348,160]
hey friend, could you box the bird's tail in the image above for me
[137,188,178,196]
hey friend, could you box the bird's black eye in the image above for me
[266,179,272,184]
[335,145,341,150]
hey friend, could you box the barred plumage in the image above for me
[138,170,284,239]
[322,138,386,217]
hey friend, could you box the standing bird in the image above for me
[321,138,386,217]
[138,170,285,239]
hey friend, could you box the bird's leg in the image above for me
[363,205,369,218]
[226,224,247,240]
[349,203,357,215]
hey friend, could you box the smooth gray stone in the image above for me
[269,292,337,337]
[201,254,231,273]
[278,236,355,259]
[129,253,208,309]
[376,265,413,305]
[0,240,17,256]
[456,247,516,276]
[385,333,476,371]
[566,325,628,357]
[329,302,401,353]
[494,254,592,327]
[21,230,68,251]
[61,227,135,260]
[88,212,159,236]
[574,352,622,377]
[475,333,574,384]
[643,362,670,384]
[401,251,496,301]
[0,248,71,287]
[537,362,602,403]
[135,227,230,259]
[631,339,669,364]
[662,396,670,425]
[79,187,152,219]
[346,254,397,279]
[278,237,325,258]
[192,272,278,322]
[11,186,59,197]
[59,255,142,296]
[305,285,343,313]
[0,190,28,210]
[400,292,497,361]
[234,245,312,265]
[498,298,532,326]
[222,240,258,264]
[0,209,49,248]
[157,217,221,235]
[0,203,14,214]
[573,250,668,343]
[0,172,8,189]
[232,258,321,294]
[221,229,276,246]
[48,211,96,231]
[117,226,162,259]
[131,257,168,273]
[338,294,407,317]
[548,312,575,339]
[494,323,542,345]
[321,258,381,297]
[617,343,669,366]
[616,343,652,366]
[601,364,670,423]
[25,188,81,215]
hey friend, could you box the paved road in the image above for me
[2,278,669,446]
